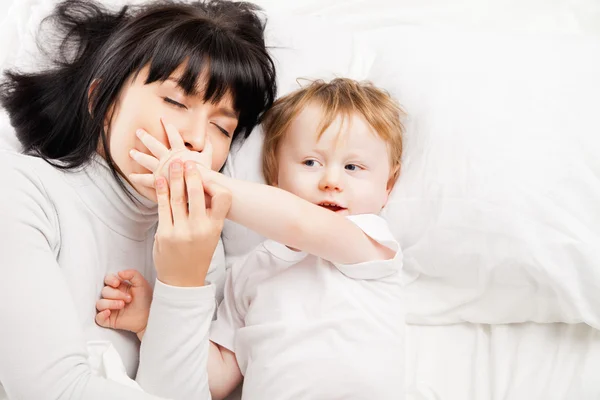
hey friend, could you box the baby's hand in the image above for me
[128,118,213,189]
[96,270,153,341]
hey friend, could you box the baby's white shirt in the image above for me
[211,214,409,400]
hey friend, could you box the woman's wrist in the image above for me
[156,271,207,288]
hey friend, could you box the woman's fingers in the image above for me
[130,149,160,172]
[101,286,132,303]
[169,159,188,224]
[203,179,232,221]
[185,161,206,222]
[136,129,170,159]
[129,173,155,188]
[161,118,186,151]
[155,177,174,228]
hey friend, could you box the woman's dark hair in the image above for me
[0,0,276,186]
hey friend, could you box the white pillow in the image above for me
[0,112,19,151]
[225,22,600,328]
[368,27,600,327]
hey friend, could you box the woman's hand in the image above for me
[152,159,231,286]
[129,120,230,287]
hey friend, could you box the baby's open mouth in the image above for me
[318,202,346,213]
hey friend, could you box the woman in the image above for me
[0,0,276,398]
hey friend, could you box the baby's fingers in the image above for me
[161,118,186,151]
[118,269,149,289]
[96,298,125,312]
[95,309,112,328]
[130,149,160,173]
[136,129,169,159]
[101,286,132,303]
[104,274,121,288]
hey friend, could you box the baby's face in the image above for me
[275,104,393,216]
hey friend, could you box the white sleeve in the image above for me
[136,280,216,400]
[0,166,163,400]
[209,268,245,352]
[332,214,406,281]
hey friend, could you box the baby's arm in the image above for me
[208,343,243,399]
[202,170,394,264]
[129,125,393,265]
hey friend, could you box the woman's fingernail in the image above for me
[171,161,182,171]
[129,149,137,158]
[136,129,144,138]
[185,161,195,171]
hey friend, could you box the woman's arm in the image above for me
[134,159,241,399]
[136,281,241,400]
[0,161,164,400]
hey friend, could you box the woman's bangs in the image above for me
[142,22,267,107]
[137,18,274,138]
[142,23,210,94]
[202,37,271,113]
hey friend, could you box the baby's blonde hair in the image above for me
[261,78,405,186]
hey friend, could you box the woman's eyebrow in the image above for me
[164,77,193,92]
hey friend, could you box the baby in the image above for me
[98,78,407,399]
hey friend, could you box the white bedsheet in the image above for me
[2,1,600,399]
[405,322,600,399]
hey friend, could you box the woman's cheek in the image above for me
[212,145,230,171]
[210,134,234,171]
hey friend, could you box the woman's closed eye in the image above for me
[211,122,231,138]
[163,97,188,109]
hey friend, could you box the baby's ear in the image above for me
[386,165,401,194]
[266,170,278,187]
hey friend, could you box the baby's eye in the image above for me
[345,164,361,171]
[303,160,317,167]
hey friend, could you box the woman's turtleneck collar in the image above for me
[63,154,158,241]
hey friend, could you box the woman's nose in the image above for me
[180,123,206,152]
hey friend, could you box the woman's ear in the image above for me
[88,79,100,115]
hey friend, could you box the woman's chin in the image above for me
[136,185,158,203]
